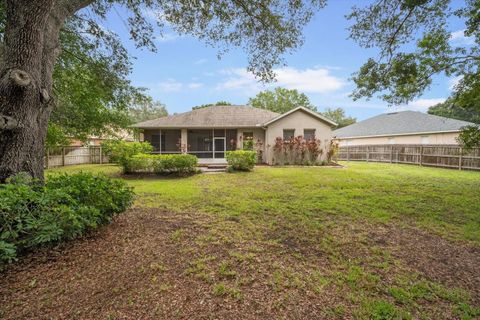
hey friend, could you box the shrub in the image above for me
[271,136,335,166]
[226,150,256,171]
[123,154,198,175]
[102,140,153,166]
[0,173,134,268]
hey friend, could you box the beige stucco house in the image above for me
[132,105,337,164]
[334,111,474,146]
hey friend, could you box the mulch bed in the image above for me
[0,209,478,319]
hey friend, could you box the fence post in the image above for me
[61,147,65,166]
[419,146,423,166]
[390,145,393,163]
[99,146,103,164]
[346,145,349,162]
[459,147,462,170]
[45,148,49,168]
[366,146,369,162]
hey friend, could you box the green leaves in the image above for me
[348,0,479,107]
[321,108,356,129]
[226,150,257,171]
[102,140,154,166]
[123,154,198,176]
[248,87,316,113]
[0,172,134,268]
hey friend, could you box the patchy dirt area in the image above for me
[1,208,479,319]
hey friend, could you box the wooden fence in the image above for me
[337,144,480,171]
[44,146,108,168]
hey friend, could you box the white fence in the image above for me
[45,146,108,168]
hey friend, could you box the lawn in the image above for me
[1,162,479,319]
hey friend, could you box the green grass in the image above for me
[48,162,480,243]
[44,162,480,318]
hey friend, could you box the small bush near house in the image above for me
[102,140,153,166]
[226,150,257,171]
[0,173,134,268]
[123,154,198,175]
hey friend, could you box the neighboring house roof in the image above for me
[132,105,280,129]
[262,106,337,127]
[132,105,337,129]
[333,111,474,139]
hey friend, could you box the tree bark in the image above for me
[0,0,55,182]
[0,0,91,182]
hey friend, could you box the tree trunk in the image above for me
[0,1,62,182]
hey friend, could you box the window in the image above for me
[226,129,237,151]
[421,135,430,144]
[304,129,315,141]
[283,129,295,140]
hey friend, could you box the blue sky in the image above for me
[98,1,472,120]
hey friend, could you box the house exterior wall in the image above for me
[264,109,334,164]
[236,128,266,162]
[336,131,460,146]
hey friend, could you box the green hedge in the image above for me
[0,173,134,268]
[102,140,153,166]
[226,150,257,171]
[123,154,198,175]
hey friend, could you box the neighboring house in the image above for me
[69,129,135,147]
[333,111,474,146]
[132,105,337,164]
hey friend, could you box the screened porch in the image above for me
[143,128,237,159]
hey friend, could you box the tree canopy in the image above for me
[192,101,233,110]
[347,0,480,147]
[321,108,356,129]
[248,87,316,113]
[0,0,325,180]
[129,100,168,123]
[428,100,480,124]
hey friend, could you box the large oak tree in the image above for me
[0,0,325,182]
[347,0,480,147]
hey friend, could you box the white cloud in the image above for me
[217,67,345,94]
[194,59,208,65]
[157,79,183,92]
[450,30,475,46]
[394,98,446,112]
[188,82,203,89]
[156,33,181,43]
[156,79,203,92]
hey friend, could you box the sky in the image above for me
[97,1,472,121]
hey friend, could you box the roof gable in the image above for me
[333,111,474,138]
[262,107,337,127]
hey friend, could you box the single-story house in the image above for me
[132,105,337,164]
[333,111,474,146]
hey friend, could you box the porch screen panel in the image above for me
[187,129,213,158]
[144,131,160,152]
[162,129,181,153]
[226,129,237,151]
[214,129,225,137]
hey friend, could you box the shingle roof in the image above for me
[333,111,474,138]
[132,105,280,128]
